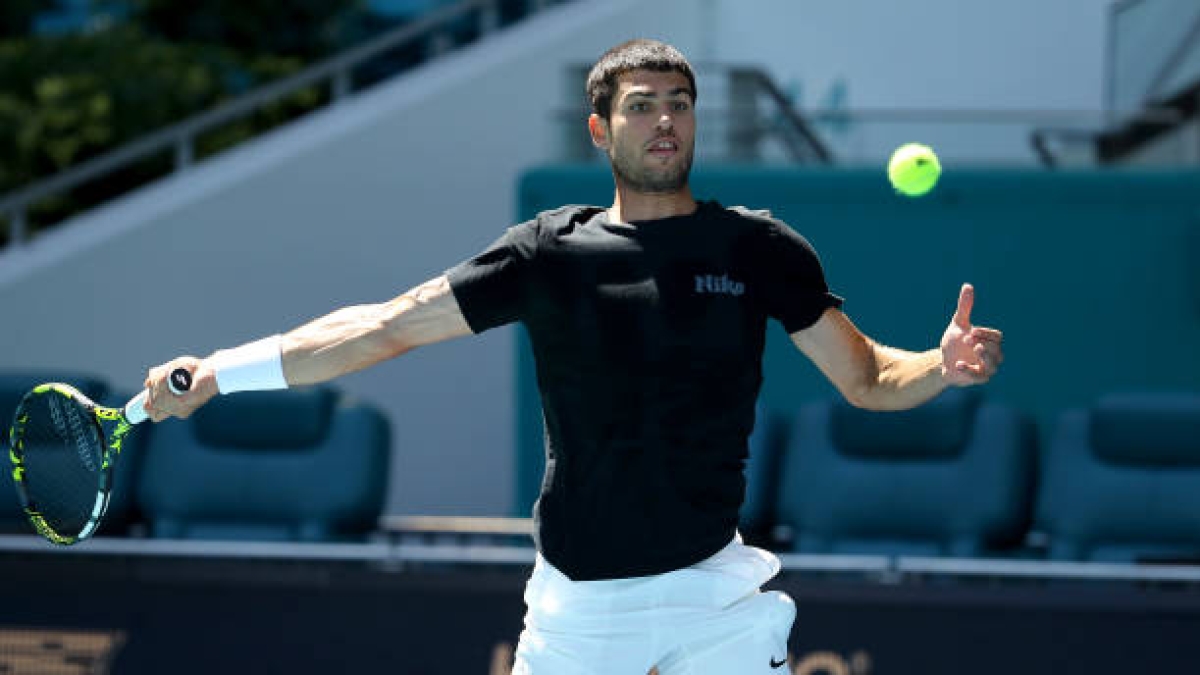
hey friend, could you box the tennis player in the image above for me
[143,39,1003,674]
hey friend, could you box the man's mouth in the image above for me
[647,138,678,158]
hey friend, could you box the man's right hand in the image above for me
[143,357,219,422]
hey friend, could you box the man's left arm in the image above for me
[790,283,1004,411]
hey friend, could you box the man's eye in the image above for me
[630,102,648,112]
[672,101,690,112]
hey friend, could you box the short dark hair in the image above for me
[586,39,696,120]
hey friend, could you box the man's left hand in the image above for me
[940,283,1003,386]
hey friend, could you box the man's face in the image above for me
[594,69,696,194]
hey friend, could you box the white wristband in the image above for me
[207,334,288,394]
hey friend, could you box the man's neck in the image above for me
[609,185,697,224]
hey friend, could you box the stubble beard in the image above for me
[609,144,694,194]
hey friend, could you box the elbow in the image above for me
[841,384,877,410]
[842,370,903,411]
[842,340,889,410]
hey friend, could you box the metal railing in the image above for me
[1106,0,1200,120]
[1059,0,1200,166]
[4,532,1200,585]
[726,67,832,164]
[0,0,563,248]
[1144,12,1200,104]
[561,92,1190,168]
[1032,105,1193,167]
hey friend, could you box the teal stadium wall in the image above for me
[512,166,1200,515]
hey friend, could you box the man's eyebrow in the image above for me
[624,87,693,99]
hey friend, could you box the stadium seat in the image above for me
[0,371,146,536]
[136,387,390,542]
[775,388,1037,557]
[1036,392,1200,562]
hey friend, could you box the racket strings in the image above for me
[15,393,107,536]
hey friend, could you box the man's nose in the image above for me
[655,113,673,131]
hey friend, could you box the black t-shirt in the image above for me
[446,200,843,580]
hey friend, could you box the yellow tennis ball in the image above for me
[888,143,941,197]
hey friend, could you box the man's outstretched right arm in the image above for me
[142,275,472,421]
[283,275,471,385]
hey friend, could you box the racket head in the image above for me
[8,383,121,544]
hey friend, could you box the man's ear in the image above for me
[588,113,609,150]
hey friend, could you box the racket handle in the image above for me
[125,391,150,424]
[124,367,194,424]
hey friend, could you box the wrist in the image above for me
[206,335,288,394]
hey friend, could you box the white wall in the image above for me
[708,0,1114,164]
[0,0,1115,516]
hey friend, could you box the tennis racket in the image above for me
[7,368,192,544]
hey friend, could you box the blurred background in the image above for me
[0,0,1198,673]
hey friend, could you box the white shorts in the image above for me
[513,534,795,675]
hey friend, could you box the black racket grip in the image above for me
[167,368,193,395]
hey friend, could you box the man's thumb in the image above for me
[954,283,974,328]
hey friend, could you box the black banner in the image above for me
[0,552,1196,674]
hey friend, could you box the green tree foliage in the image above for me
[125,0,361,60]
[0,0,53,39]
[0,26,322,237]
